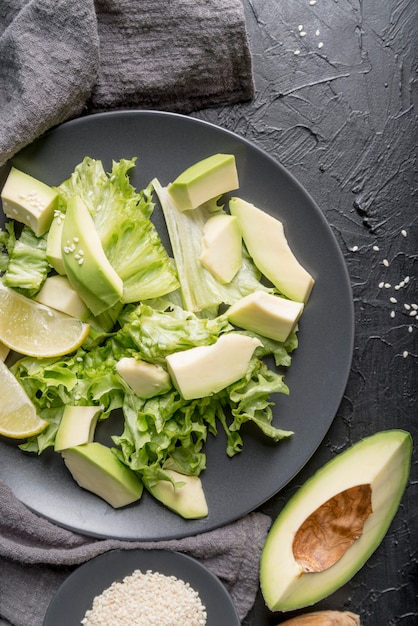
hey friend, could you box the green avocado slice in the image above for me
[260,429,412,612]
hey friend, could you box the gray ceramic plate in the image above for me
[0,111,354,540]
[43,549,240,625]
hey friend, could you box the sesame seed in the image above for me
[379,282,385,288]
[390,297,397,303]
[401,229,407,237]
[383,259,389,267]
[408,326,413,333]
[403,351,409,358]
[315,29,320,36]
[318,42,324,48]
[73,237,79,243]
[404,303,411,310]
[412,303,418,310]
[384,283,391,288]
[390,310,395,318]
[78,258,84,265]
[294,49,301,55]
[300,31,307,37]
[409,310,417,317]
[310,0,317,5]
[404,276,410,283]
[373,245,380,251]
[351,245,359,252]
[298,25,304,31]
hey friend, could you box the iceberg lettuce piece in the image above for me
[153,178,272,312]
[2,226,49,297]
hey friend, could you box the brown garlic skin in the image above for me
[278,609,361,625]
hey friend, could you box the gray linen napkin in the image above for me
[0,480,270,625]
[0,0,254,167]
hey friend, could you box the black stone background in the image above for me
[194,1,417,624]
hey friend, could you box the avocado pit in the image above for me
[293,484,373,573]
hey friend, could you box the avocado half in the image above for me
[260,430,412,612]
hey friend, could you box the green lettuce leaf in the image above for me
[57,157,179,303]
[2,226,49,297]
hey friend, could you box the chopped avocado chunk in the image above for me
[116,357,172,399]
[166,333,261,400]
[226,291,304,342]
[61,196,123,316]
[46,210,66,275]
[199,213,242,283]
[54,405,102,452]
[35,275,90,321]
[1,167,58,236]
[229,197,315,303]
[260,430,412,612]
[145,469,208,519]
[62,442,143,508]
[167,153,239,211]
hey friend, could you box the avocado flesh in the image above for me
[61,196,123,316]
[62,442,143,508]
[167,153,239,211]
[54,405,102,452]
[1,167,58,236]
[145,469,208,519]
[199,213,242,283]
[46,211,66,275]
[35,275,90,321]
[166,333,261,400]
[226,291,304,342]
[260,430,412,612]
[116,357,172,399]
[229,197,314,303]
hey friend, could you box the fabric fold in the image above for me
[0,0,254,167]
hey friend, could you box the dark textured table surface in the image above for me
[194,0,417,624]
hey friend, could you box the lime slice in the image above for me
[0,359,48,438]
[0,283,90,357]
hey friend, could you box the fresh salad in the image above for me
[0,153,314,518]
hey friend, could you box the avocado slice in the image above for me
[54,405,102,452]
[226,291,304,342]
[62,442,143,508]
[166,333,261,400]
[199,213,242,283]
[167,153,239,211]
[61,196,123,316]
[260,430,412,612]
[116,357,172,399]
[229,197,315,303]
[145,469,208,519]
[35,275,90,321]
[46,210,66,275]
[1,167,58,236]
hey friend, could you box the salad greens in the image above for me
[1,155,299,510]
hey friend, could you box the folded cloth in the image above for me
[0,0,254,167]
[0,480,270,626]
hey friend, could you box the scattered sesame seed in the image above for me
[315,29,320,36]
[351,245,359,252]
[404,276,410,283]
[300,31,307,37]
[409,310,417,317]
[404,303,411,310]
[390,311,395,318]
[403,351,409,358]
[294,49,301,55]
[383,259,389,267]
[401,229,407,237]
[318,42,324,48]
[298,25,304,31]
[379,282,385,288]
[310,0,317,5]
[373,245,380,251]
[78,258,84,265]
[73,236,79,243]
[390,297,397,303]
[408,326,413,333]
[412,303,418,310]
[384,283,391,288]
